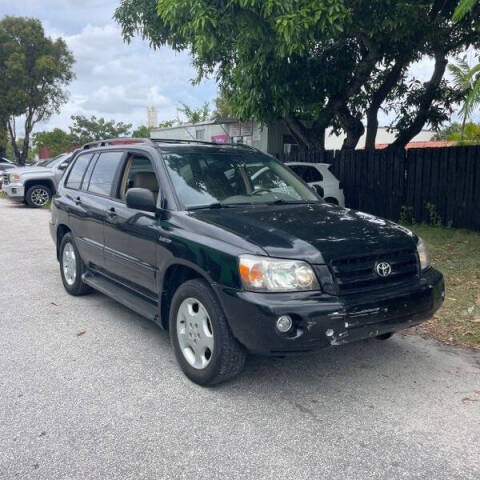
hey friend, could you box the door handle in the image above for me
[107,207,117,218]
[75,196,82,205]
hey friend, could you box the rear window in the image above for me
[289,165,323,183]
[86,152,123,196]
[65,153,93,190]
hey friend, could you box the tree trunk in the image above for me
[7,119,22,165]
[338,106,365,150]
[0,120,7,159]
[284,114,325,151]
[388,52,448,151]
[365,60,406,150]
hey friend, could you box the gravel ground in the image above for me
[0,199,479,480]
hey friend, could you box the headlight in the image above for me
[10,173,21,182]
[416,237,431,270]
[239,255,320,292]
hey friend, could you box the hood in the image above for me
[189,203,416,264]
[7,166,52,176]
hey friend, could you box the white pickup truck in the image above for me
[1,153,73,207]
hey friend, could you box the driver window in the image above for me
[118,155,159,202]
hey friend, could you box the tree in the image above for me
[33,128,77,157]
[69,115,132,143]
[132,125,151,137]
[448,57,480,139]
[157,119,176,128]
[115,1,480,151]
[432,122,462,140]
[178,102,210,124]
[447,121,480,144]
[0,17,74,165]
[213,94,233,120]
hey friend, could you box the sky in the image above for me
[0,0,218,133]
[0,0,477,135]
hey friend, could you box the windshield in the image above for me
[38,153,69,168]
[162,150,320,209]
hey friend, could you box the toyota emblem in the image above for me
[375,261,392,278]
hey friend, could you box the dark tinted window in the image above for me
[87,152,123,196]
[65,154,93,190]
[289,165,323,183]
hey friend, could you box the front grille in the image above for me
[330,248,419,294]
[2,173,9,185]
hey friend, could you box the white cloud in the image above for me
[0,2,217,134]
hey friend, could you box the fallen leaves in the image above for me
[76,330,86,337]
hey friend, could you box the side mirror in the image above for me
[58,161,69,171]
[126,188,156,212]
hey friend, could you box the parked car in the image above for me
[50,139,444,386]
[0,157,15,189]
[286,162,345,206]
[2,153,73,207]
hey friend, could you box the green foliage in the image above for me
[33,128,77,157]
[69,115,132,144]
[132,125,151,137]
[453,0,478,20]
[179,102,211,124]
[6,137,34,163]
[425,202,443,227]
[432,122,462,140]
[399,205,415,225]
[115,1,480,150]
[213,94,233,119]
[448,122,480,144]
[0,17,74,165]
[157,119,176,128]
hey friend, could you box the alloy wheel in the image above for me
[31,188,50,207]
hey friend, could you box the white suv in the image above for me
[286,162,345,207]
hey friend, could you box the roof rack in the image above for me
[82,138,154,150]
[81,137,258,150]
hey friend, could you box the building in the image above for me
[147,107,158,129]
[150,119,433,156]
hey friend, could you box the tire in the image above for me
[25,185,52,208]
[59,233,92,296]
[169,279,246,386]
[376,332,394,340]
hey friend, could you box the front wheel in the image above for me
[169,279,246,386]
[25,185,52,208]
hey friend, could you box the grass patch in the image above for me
[0,191,6,199]
[410,224,480,350]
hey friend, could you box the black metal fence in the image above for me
[280,146,480,231]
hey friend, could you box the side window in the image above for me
[65,154,93,190]
[87,152,124,196]
[117,155,159,201]
[290,165,323,183]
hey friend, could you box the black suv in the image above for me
[50,139,444,385]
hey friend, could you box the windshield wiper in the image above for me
[187,201,257,210]
[263,199,313,206]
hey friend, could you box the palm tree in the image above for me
[448,58,480,140]
[453,0,478,21]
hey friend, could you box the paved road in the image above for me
[0,199,479,480]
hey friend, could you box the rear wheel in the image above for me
[169,279,246,386]
[25,185,51,208]
[59,233,92,296]
[376,332,394,340]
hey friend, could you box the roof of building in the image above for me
[376,140,455,150]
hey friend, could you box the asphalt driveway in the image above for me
[0,199,479,480]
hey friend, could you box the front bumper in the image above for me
[217,268,444,354]
[2,182,24,201]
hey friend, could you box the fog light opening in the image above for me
[325,329,335,337]
[276,315,293,333]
